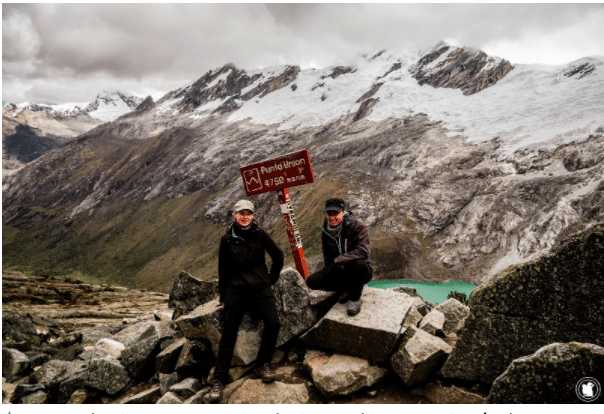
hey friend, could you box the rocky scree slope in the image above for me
[2,42,603,290]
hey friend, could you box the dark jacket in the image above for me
[321,212,372,271]
[218,220,284,300]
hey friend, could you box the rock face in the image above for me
[410,41,513,95]
[434,298,470,335]
[302,350,387,397]
[486,342,604,404]
[389,326,452,386]
[301,287,417,362]
[441,224,604,384]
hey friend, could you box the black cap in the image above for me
[324,197,345,213]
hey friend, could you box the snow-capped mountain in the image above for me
[3,41,603,291]
[83,91,145,122]
[3,90,145,122]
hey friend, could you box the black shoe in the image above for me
[254,362,275,383]
[347,299,362,316]
[209,380,224,402]
[338,291,349,304]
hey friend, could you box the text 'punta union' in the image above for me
[260,158,307,174]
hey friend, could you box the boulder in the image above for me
[169,377,202,400]
[442,225,604,384]
[156,391,182,404]
[302,349,387,397]
[2,348,29,380]
[174,339,214,378]
[156,337,187,374]
[419,309,445,336]
[25,352,50,371]
[169,271,219,320]
[485,342,604,403]
[272,267,337,344]
[402,306,424,328]
[176,268,332,365]
[227,379,310,404]
[86,353,131,395]
[389,326,452,386]
[301,287,417,362]
[2,312,40,345]
[112,321,158,347]
[120,385,162,404]
[95,338,125,359]
[434,298,470,335]
[411,382,485,404]
[79,325,122,346]
[121,331,161,377]
[34,359,87,403]
[160,372,180,395]
[10,384,47,403]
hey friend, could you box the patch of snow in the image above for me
[226,47,603,159]
[155,96,184,116]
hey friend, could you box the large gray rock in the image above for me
[34,359,88,403]
[2,312,39,345]
[2,348,29,380]
[301,287,417,362]
[434,298,470,335]
[418,309,445,336]
[10,384,46,403]
[160,372,180,395]
[227,379,310,404]
[442,225,604,384]
[176,268,332,365]
[174,339,214,378]
[303,349,387,397]
[156,337,187,374]
[86,353,131,395]
[21,390,48,404]
[112,321,158,347]
[95,338,125,359]
[389,326,452,386]
[121,331,161,378]
[169,271,219,320]
[272,267,336,344]
[169,377,202,400]
[486,342,604,403]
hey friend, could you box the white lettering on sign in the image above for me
[260,158,306,174]
[284,197,303,249]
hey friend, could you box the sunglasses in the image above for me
[325,211,342,217]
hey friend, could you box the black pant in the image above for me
[306,258,373,301]
[213,285,280,384]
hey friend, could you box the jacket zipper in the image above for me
[322,227,343,255]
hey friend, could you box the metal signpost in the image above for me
[240,149,315,279]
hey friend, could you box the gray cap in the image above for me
[233,199,254,213]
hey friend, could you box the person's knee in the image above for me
[306,273,320,289]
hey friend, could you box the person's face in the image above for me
[325,210,345,227]
[234,209,254,227]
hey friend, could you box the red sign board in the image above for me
[240,149,315,196]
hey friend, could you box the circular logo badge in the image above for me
[576,377,601,402]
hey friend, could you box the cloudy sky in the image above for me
[3,3,604,104]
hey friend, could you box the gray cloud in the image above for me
[2,3,603,103]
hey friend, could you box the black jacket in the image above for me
[321,212,372,271]
[218,220,284,300]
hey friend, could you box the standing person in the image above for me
[306,197,373,316]
[209,199,284,403]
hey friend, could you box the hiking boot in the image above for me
[209,380,224,402]
[347,299,362,316]
[254,362,276,383]
[338,291,349,304]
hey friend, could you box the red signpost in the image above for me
[240,149,315,279]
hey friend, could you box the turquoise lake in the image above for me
[367,280,477,304]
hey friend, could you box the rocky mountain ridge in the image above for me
[2,41,603,291]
